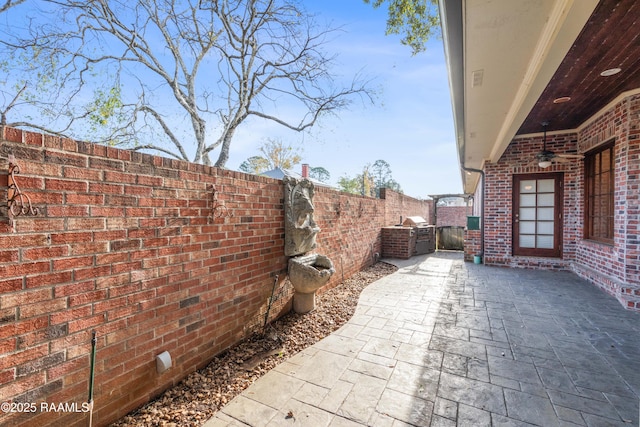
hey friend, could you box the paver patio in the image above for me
[204,252,640,426]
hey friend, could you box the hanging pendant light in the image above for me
[538,122,552,168]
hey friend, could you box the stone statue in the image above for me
[284,176,320,257]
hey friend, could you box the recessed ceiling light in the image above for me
[600,68,622,77]
[553,96,571,104]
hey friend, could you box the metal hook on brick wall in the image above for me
[334,201,341,217]
[207,185,233,223]
[6,154,39,217]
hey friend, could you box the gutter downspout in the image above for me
[461,165,485,259]
[440,0,484,259]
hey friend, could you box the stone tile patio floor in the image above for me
[204,252,640,426]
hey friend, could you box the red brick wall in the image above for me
[380,188,433,225]
[573,92,640,309]
[483,130,580,269]
[436,206,470,227]
[624,94,640,307]
[0,127,428,427]
[313,188,386,285]
[464,229,481,262]
[377,188,433,259]
[477,91,640,311]
[380,227,415,259]
[0,129,290,427]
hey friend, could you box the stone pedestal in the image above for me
[288,254,335,314]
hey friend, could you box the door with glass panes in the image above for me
[513,173,563,257]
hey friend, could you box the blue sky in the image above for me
[0,0,461,198]
[227,1,462,198]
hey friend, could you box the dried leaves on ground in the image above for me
[111,262,397,427]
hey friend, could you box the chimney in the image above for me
[301,163,309,178]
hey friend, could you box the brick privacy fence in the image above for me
[435,206,469,228]
[0,127,430,427]
[379,187,432,226]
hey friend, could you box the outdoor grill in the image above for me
[382,216,435,259]
[403,216,436,255]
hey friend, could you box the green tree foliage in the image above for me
[239,139,332,180]
[309,166,330,183]
[371,159,402,196]
[239,156,270,174]
[337,164,376,196]
[364,0,440,55]
[338,175,363,195]
[259,138,303,171]
[239,138,303,174]
[371,159,393,190]
[337,160,402,196]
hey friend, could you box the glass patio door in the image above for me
[513,173,563,257]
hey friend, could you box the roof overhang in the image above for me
[440,0,599,193]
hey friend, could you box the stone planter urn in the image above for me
[288,254,335,313]
[283,176,335,313]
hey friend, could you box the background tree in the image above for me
[337,164,376,196]
[309,166,330,183]
[371,159,402,196]
[371,159,392,194]
[363,0,440,55]
[0,0,25,13]
[239,138,302,174]
[337,160,402,196]
[437,196,466,206]
[1,0,374,166]
[258,138,303,171]
[337,175,362,195]
[239,156,271,174]
[0,27,122,139]
[238,138,332,179]
[239,138,303,174]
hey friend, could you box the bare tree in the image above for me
[1,0,374,167]
[0,0,25,13]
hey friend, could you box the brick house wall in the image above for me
[475,90,640,311]
[573,92,640,309]
[463,229,481,262]
[483,131,581,269]
[0,126,428,426]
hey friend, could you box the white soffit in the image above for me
[463,0,599,172]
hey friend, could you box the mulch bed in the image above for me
[111,261,397,427]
